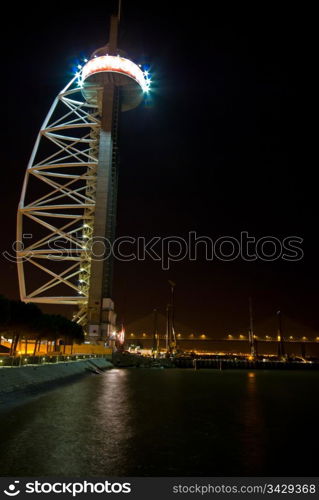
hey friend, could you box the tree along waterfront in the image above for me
[0,295,83,356]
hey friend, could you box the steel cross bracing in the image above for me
[17,76,103,325]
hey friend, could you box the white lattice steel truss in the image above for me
[17,76,101,325]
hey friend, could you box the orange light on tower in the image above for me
[82,55,150,94]
[118,326,125,345]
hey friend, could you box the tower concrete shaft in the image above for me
[87,16,120,342]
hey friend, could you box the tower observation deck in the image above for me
[16,13,150,343]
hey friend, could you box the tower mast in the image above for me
[86,14,121,342]
[277,310,285,359]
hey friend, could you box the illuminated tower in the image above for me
[16,12,150,343]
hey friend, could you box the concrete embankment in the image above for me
[0,358,113,397]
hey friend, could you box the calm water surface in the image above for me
[0,369,318,476]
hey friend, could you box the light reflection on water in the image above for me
[238,371,266,472]
[0,369,318,476]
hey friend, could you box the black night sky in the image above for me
[2,1,317,336]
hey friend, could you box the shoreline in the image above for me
[0,357,113,411]
[1,353,318,412]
